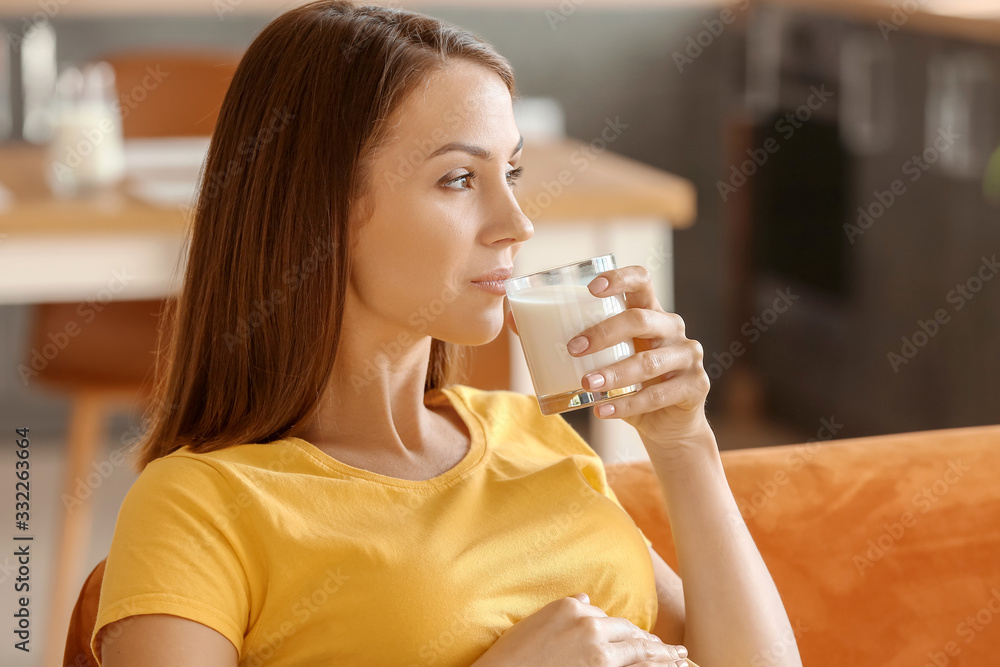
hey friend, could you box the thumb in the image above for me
[572,593,589,604]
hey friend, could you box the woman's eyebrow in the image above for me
[426,135,524,162]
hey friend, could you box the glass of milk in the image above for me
[504,253,641,415]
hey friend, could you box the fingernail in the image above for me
[584,373,604,389]
[567,336,588,354]
[677,646,688,658]
[597,403,615,417]
[591,276,609,294]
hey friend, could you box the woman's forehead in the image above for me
[393,65,513,138]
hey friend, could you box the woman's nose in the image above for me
[510,208,534,244]
[485,178,534,246]
[505,189,534,244]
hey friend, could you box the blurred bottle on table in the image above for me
[45,61,125,199]
[21,19,57,144]
[0,22,12,141]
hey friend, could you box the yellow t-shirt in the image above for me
[92,384,683,665]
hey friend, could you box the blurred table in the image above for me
[0,137,696,461]
[0,142,189,304]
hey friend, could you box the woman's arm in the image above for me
[101,614,238,667]
[643,424,802,667]
[647,544,686,645]
[515,262,801,663]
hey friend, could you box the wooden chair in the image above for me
[62,558,106,667]
[33,49,241,667]
[32,299,166,667]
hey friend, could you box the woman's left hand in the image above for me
[563,265,713,451]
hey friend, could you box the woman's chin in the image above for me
[442,317,507,347]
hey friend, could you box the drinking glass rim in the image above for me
[503,252,616,284]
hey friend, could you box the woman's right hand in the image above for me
[475,593,689,667]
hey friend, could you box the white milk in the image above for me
[508,283,635,398]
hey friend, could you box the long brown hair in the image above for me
[134,0,518,471]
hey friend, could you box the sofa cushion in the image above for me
[606,424,1000,667]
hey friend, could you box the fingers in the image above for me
[588,265,662,312]
[610,636,687,666]
[579,344,691,394]
[591,617,689,665]
[586,616,662,646]
[572,596,608,618]
[565,599,689,666]
[567,308,684,358]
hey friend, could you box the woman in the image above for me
[92,2,802,666]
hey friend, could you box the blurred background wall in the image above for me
[3,2,998,444]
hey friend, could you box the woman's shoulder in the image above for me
[130,441,291,502]
[142,440,296,475]
[123,449,230,510]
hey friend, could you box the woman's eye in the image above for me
[444,170,475,190]
[507,166,524,187]
[448,172,474,189]
[445,166,525,190]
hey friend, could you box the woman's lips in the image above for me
[470,280,507,296]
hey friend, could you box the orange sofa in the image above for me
[607,424,1000,667]
[66,425,1000,666]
